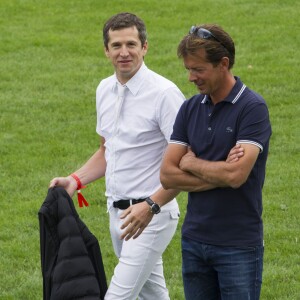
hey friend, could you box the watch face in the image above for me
[146,197,160,214]
[152,204,161,214]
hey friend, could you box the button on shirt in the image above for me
[96,63,185,209]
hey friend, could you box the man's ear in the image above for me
[220,56,230,69]
[104,47,110,58]
[142,41,148,54]
[143,40,148,49]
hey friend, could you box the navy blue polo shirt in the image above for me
[170,77,272,246]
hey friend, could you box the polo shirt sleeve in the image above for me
[169,100,190,146]
[156,86,185,142]
[237,100,272,153]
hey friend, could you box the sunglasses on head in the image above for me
[189,26,228,51]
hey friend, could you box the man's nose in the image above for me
[188,70,197,82]
[120,46,129,56]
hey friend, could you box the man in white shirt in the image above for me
[50,12,185,299]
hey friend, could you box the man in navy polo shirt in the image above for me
[160,24,272,300]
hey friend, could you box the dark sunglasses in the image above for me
[189,26,228,51]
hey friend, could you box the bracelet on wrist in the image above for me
[69,173,89,208]
[70,173,86,190]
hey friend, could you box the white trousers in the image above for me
[105,205,179,300]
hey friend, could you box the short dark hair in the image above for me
[103,12,147,49]
[177,24,235,69]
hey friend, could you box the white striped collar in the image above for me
[232,84,246,104]
[200,79,247,105]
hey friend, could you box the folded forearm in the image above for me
[160,167,216,192]
[182,157,237,188]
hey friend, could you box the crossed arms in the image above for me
[160,143,259,191]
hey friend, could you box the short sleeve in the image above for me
[156,86,185,141]
[169,101,190,146]
[237,101,272,152]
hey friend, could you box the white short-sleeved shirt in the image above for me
[96,63,185,209]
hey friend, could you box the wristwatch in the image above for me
[145,197,161,214]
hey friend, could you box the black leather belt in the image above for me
[113,199,146,210]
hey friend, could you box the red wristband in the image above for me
[70,173,86,190]
[70,173,89,208]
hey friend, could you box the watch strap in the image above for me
[145,197,161,214]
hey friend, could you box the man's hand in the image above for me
[179,147,196,172]
[49,176,77,197]
[226,144,244,163]
[119,201,154,241]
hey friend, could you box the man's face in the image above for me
[183,49,222,96]
[105,26,148,84]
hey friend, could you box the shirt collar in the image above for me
[202,77,246,105]
[112,62,147,96]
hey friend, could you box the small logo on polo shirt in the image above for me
[226,127,233,133]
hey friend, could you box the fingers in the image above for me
[49,176,71,187]
[120,208,131,220]
[120,222,139,240]
[227,156,239,163]
[120,215,131,229]
[121,223,145,241]
[226,154,240,163]
[130,227,144,240]
[226,144,245,163]
[49,178,59,188]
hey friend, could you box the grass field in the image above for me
[0,0,299,299]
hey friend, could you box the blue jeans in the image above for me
[182,237,264,300]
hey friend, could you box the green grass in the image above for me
[0,0,299,299]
